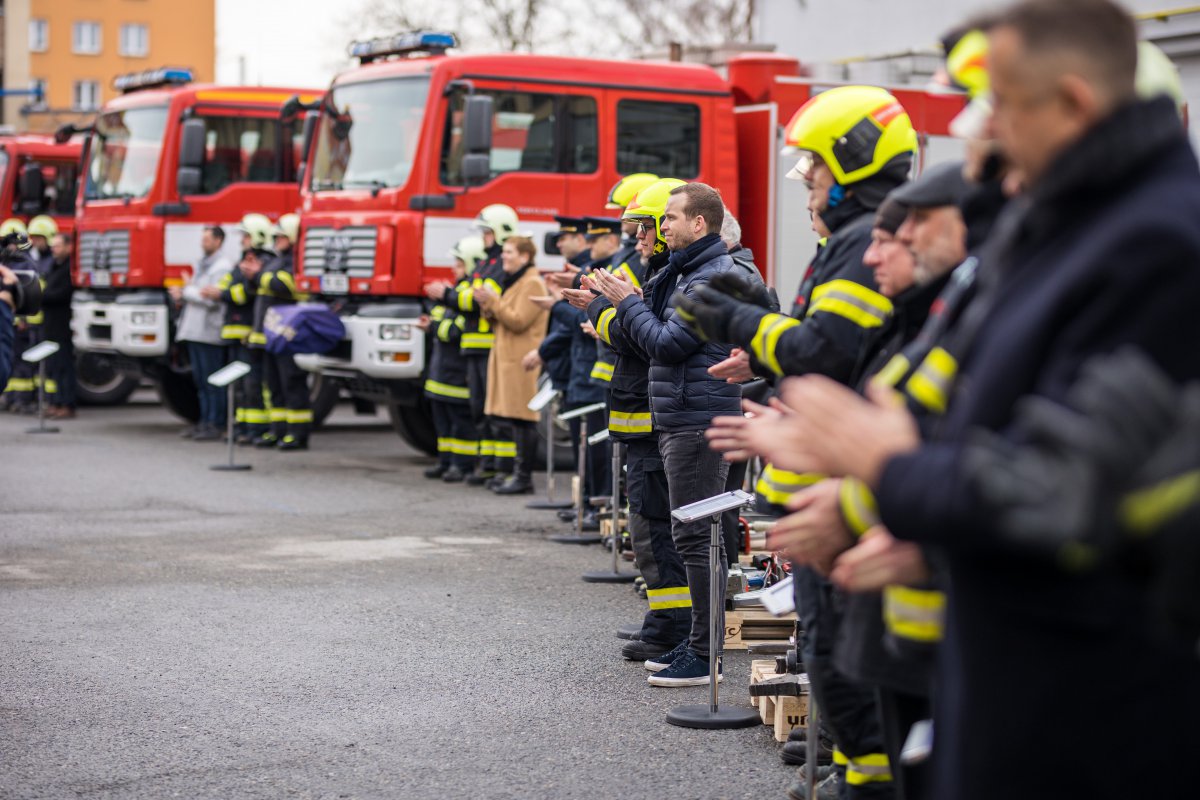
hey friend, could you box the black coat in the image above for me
[615,234,740,431]
[876,98,1200,800]
[40,256,73,344]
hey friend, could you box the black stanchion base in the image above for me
[26,427,60,434]
[548,534,602,545]
[211,464,253,472]
[617,623,642,640]
[666,704,761,730]
[526,499,573,510]
[581,570,639,584]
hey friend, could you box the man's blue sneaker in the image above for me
[643,639,689,672]
[647,648,722,687]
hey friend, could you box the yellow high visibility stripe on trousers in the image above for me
[240,408,268,424]
[609,410,652,434]
[492,441,516,459]
[424,379,470,400]
[286,409,313,424]
[444,438,478,456]
[248,332,267,345]
[590,361,614,382]
[269,408,288,423]
[479,440,497,457]
[844,753,893,786]
[646,586,692,609]
[749,313,801,378]
[883,585,946,643]
[807,279,893,329]
[221,324,251,340]
[4,378,34,392]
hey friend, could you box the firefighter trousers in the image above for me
[795,567,895,799]
[626,437,690,646]
[878,687,932,800]
[431,399,477,471]
[263,350,312,442]
[4,325,38,407]
[234,346,267,437]
[465,354,501,473]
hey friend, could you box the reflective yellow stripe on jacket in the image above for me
[755,463,823,507]
[749,313,801,378]
[609,409,652,434]
[904,346,957,414]
[806,279,893,330]
[883,585,946,643]
[839,478,881,537]
[596,307,617,346]
[590,360,614,382]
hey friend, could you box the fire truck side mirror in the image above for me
[17,166,46,215]
[176,118,207,196]
[463,95,493,155]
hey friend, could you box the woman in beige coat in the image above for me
[475,236,548,494]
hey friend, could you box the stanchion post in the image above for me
[22,339,60,435]
[665,490,759,730]
[581,436,636,583]
[526,385,571,510]
[208,361,252,472]
[549,402,606,545]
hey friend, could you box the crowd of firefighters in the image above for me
[3,1,1199,798]
[416,2,1200,799]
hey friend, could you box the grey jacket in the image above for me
[176,252,233,345]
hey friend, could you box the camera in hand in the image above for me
[1,232,42,316]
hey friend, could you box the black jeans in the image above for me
[627,436,690,645]
[659,428,730,658]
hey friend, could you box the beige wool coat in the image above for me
[484,267,549,422]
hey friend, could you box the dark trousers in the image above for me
[795,567,895,799]
[5,325,37,406]
[234,346,267,437]
[659,428,730,659]
[722,459,749,568]
[186,341,227,428]
[263,351,312,441]
[566,404,611,502]
[878,688,932,800]
[465,354,496,472]
[627,436,690,646]
[47,337,77,409]
[431,399,477,470]
[494,417,537,482]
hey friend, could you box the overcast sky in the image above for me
[215,0,356,89]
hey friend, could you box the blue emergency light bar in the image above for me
[348,31,457,63]
[113,67,194,93]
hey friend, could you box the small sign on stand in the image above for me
[208,361,252,472]
[22,340,61,435]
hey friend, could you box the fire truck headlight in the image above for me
[378,323,411,341]
[131,311,158,326]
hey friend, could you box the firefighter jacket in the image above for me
[875,97,1200,800]
[218,264,258,342]
[249,251,299,347]
[441,243,503,357]
[543,250,591,391]
[538,300,603,407]
[614,233,740,432]
[591,247,638,386]
[40,256,73,345]
[0,301,12,389]
[587,252,659,441]
[424,290,469,404]
[726,212,891,384]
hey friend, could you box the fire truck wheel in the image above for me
[308,373,341,429]
[387,400,437,456]
[156,369,201,423]
[75,352,139,406]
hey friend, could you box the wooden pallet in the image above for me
[749,659,811,742]
[724,608,797,651]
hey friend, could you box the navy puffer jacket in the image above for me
[615,233,740,431]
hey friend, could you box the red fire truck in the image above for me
[60,68,321,420]
[292,33,963,454]
[0,133,134,404]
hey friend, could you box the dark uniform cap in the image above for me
[553,215,586,235]
[888,161,969,209]
[874,196,910,235]
[583,216,624,237]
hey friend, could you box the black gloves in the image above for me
[673,272,775,344]
[709,272,777,312]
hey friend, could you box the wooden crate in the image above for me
[748,659,811,742]
[725,609,797,651]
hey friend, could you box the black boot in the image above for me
[494,424,536,494]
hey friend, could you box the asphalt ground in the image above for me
[0,393,797,800]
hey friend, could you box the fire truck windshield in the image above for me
[310,77,430,192]
[85,105,169,201]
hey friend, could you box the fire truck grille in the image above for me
[302,226,378,277]
[77,230,131,275]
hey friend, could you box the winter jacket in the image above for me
[250,250,300,347]
[40,256,74,344]
[0,301,12,389]
[424,288,469,405]
[615,233,739,431]
[538,299,603,406]
[876,97,1200,800]
[442,243,504,356]
[176,252,233,346]
[218,265,257,342]
[484,266,548,421]
[542,249,591,390]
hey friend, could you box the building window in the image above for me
[31,79,48,110]
[29,19,49,53]
[73,21,102,55]
[616,99,701,179]
[119,24,149,57]
[73,81,101,111]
